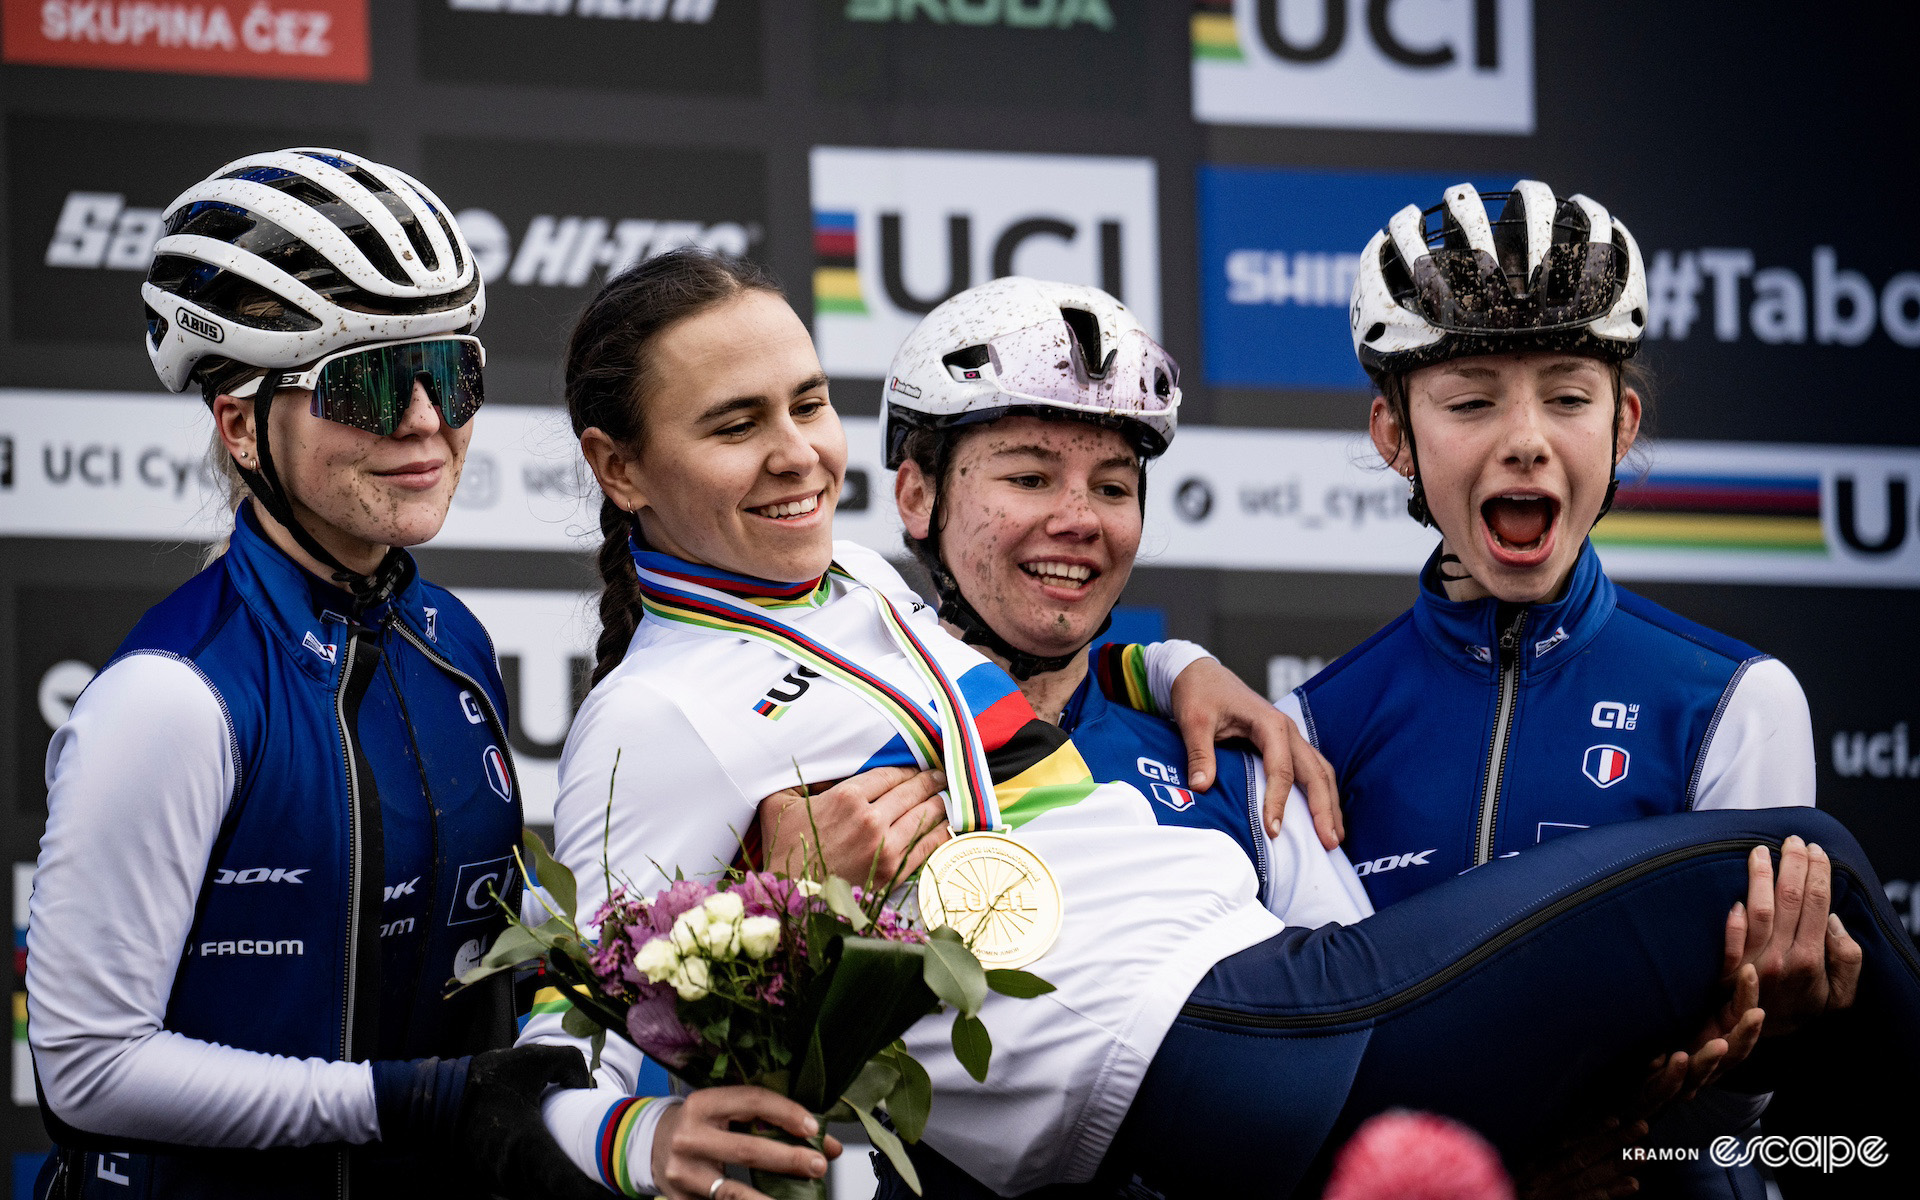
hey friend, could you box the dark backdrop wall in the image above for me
[3,0,1917,1183]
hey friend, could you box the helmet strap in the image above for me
[237,371,406,612]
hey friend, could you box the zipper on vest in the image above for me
[1243,755,1272,908]
[1474,605,1528,867]
[333,631,384,1200]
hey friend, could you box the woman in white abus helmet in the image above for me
[28,147,604,1200]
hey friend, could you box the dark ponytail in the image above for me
[565,247,784,685]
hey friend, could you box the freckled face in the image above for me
[935,416,1143,660]
[271,378,470,555]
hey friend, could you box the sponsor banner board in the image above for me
[810,146,1159,379]
[7,114,366,349]
[418,0,760,94]
[3,0,369,81]
[426,137,766,362]
[816,0,1145,109]
[0,392,906,557]
[1142,427,1920,586]
[6,391,1913,587]
[1197,165,1507,389]
[1190,0,1534,133]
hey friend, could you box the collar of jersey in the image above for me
[627,538,833,610]
[1411,538,1618,677]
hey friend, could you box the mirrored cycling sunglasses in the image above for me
[228,335,486,435]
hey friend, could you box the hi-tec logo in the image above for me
[1591,701,1640,731]
[1833,722,1919,779]
[198,938,304,956]
[43,193,164,270]
[1354,848,1436,877]
[448,0,717,18]
[454,209,757,289]
[176,306,223,343]
[844,0,1113,29]
[811,146,1159,376]
[214,867,308,885]
[1583,744,1630,788]
[1192,0,1535,135]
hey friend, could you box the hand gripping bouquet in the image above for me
[452,759,1052,1198]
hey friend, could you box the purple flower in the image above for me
[734,871,806,919]
[643,879,717,938]
[624,983,701,1069]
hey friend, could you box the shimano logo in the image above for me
[198,938,304,956]
[1225,250,1361,308]
[455,208,756,288]
[214,867,308,885]
[44,192,163,270]
[1354,848,1436,877]
[448,0,717,20]
[176,306,223,343]
[844,0,1113,30]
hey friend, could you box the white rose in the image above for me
[794,879,823,898]
[739,916,781,960]
[669,906,710,956]
[633,936,680,984]
[703,891,746,923]
[698,913,741,961]
[672,956,711,1001]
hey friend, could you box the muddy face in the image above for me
[1380,352,1639,604]
[269,379,471,572]
[933,416,1143,660]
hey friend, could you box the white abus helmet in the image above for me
[1349,180,1647,384]
[143,147,483,395]
[881,276,1180,469]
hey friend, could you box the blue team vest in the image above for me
[1062,647,1271,906]
[41,511,523,1200]
[1295,540,1768,909]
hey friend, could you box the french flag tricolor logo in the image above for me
[1582,744,1630,788]
[1149,782,1197,812]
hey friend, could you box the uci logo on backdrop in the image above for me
[809,145,1160,378]
[1191,0,1535,134]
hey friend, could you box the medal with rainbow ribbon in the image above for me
[631,550,1064,969]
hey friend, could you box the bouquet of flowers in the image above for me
[454,780,1051,1198]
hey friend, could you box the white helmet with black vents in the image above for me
[143,147,484,396]
[1349,180,1647,384]
[881,275,1180,469]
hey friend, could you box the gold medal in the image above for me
[916,832,1063,970]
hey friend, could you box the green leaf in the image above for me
[790,938,935,1112]
[839,1058,900,1111]
[881,1047,932,1143]
[951,1013,992,1083]
[589,1028,605,1074]
[560,1003,598,1041]
[821,876,871,932]
[922,935,987,1019]
[792,1022,827,1111]
[522,828,578,922]
[480,923,549,970]
[850,1100,922,1197]
[449,960,512,990]
[984,969,1057,999]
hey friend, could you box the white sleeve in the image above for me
[1693,659,1816,811]
[1252,770,1373,927]
[1143,639,1217,715]
[27,653,379,1147]
[527,673,752,1193]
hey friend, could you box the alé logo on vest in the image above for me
[810,146,1160,378]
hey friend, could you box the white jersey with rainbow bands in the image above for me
[525,542,1282,1195]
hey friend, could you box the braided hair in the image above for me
[564,248,783,685]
